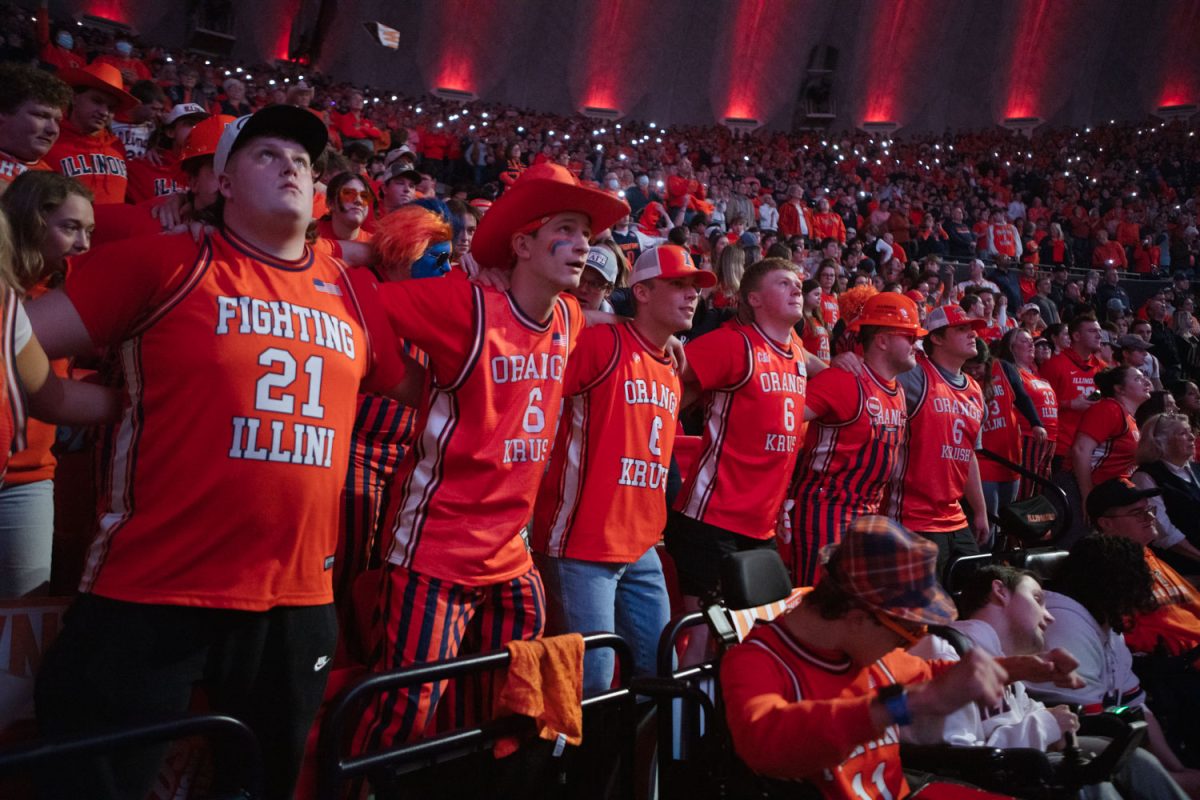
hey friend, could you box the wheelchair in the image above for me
[642,546,1147,800]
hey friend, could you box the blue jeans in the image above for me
[536,547,671,695]
[981,479,1019,549]
[0,479,54,597]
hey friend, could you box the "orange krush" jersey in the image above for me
[676,321,807,540]
[66,229,403,609]
[890,354,985,533]
[532,322,680,562]
[378,275,584,586]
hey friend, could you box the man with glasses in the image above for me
[1087,478,1200,664]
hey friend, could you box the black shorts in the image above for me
[35,593,337,800]
[664,510,776,597]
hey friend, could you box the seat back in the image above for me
[944,552,996,596]
[1010,548,1068,585]
[718,549,794,610]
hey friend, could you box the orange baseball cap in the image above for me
[629,245,717,288]
[848,292,927,335]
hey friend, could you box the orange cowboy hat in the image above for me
[472,162,630,270]
[58,62,139,113]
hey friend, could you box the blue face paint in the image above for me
[550,238,573,255]
[411,241,452,279]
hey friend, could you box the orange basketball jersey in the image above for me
[65,229,401,609]
[890,354,985,533]
[532,322,680,562]
[676,321,807,539]
[379,277,584,586]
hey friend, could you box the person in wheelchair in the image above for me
[722,516,1016,800]
[1023,534,1200,794]
[907,564,1188,800]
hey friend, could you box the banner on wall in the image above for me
[362,21,400,50]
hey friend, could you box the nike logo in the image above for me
[313,655,330,672]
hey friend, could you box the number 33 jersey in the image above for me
[64,230,404,609]
[531,322,680,562]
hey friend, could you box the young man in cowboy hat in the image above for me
[723,516,1014,799]
[788,291,922,586]
[30,106,419,800]
[354,162,630,750]
[530,244,713,693]
[45,62,139,205]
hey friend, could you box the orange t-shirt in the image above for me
[676,321,807,539]
[64,228,404,609]
[1040,349,1101,460]
[377,275,585,586]
[532,322,680,562]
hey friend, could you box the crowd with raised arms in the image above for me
[0,5,1198,800]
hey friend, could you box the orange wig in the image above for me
[372,205,453,272]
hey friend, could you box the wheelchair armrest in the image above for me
[1077,710,1141,739]
[900,743,1055,790]
[1065,716,1148,789]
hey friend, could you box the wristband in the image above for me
[877,683,911,727]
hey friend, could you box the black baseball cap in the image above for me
[213,105,328,176]
[1086,477,1160,521]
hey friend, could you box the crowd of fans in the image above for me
[0,5,1199,800]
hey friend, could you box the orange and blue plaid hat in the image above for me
[819,516,957,627]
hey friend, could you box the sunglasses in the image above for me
[339,187,372,205]
[871,609,928,646]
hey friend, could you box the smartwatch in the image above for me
[877,683,911,727]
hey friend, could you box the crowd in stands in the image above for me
[1,4,1200,799]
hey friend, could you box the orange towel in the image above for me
[491,634,584,758]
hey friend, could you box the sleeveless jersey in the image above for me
[676,321,807,540]
[532,322,680,562]
[380,279,583,586]
[65,229,398,609]
[800,316,831,364]
[722,618,939,800]
[1016,367,1058,493]
[978,360,1021,483]
[891,354,985,533]
[990,223,1017,257]
[790,366,906,585]
[820,291,840,328]
[1077,398,1139,485]
[335,337,428,605]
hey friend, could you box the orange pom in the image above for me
[837,285,879,328]
[372,205,453,274]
